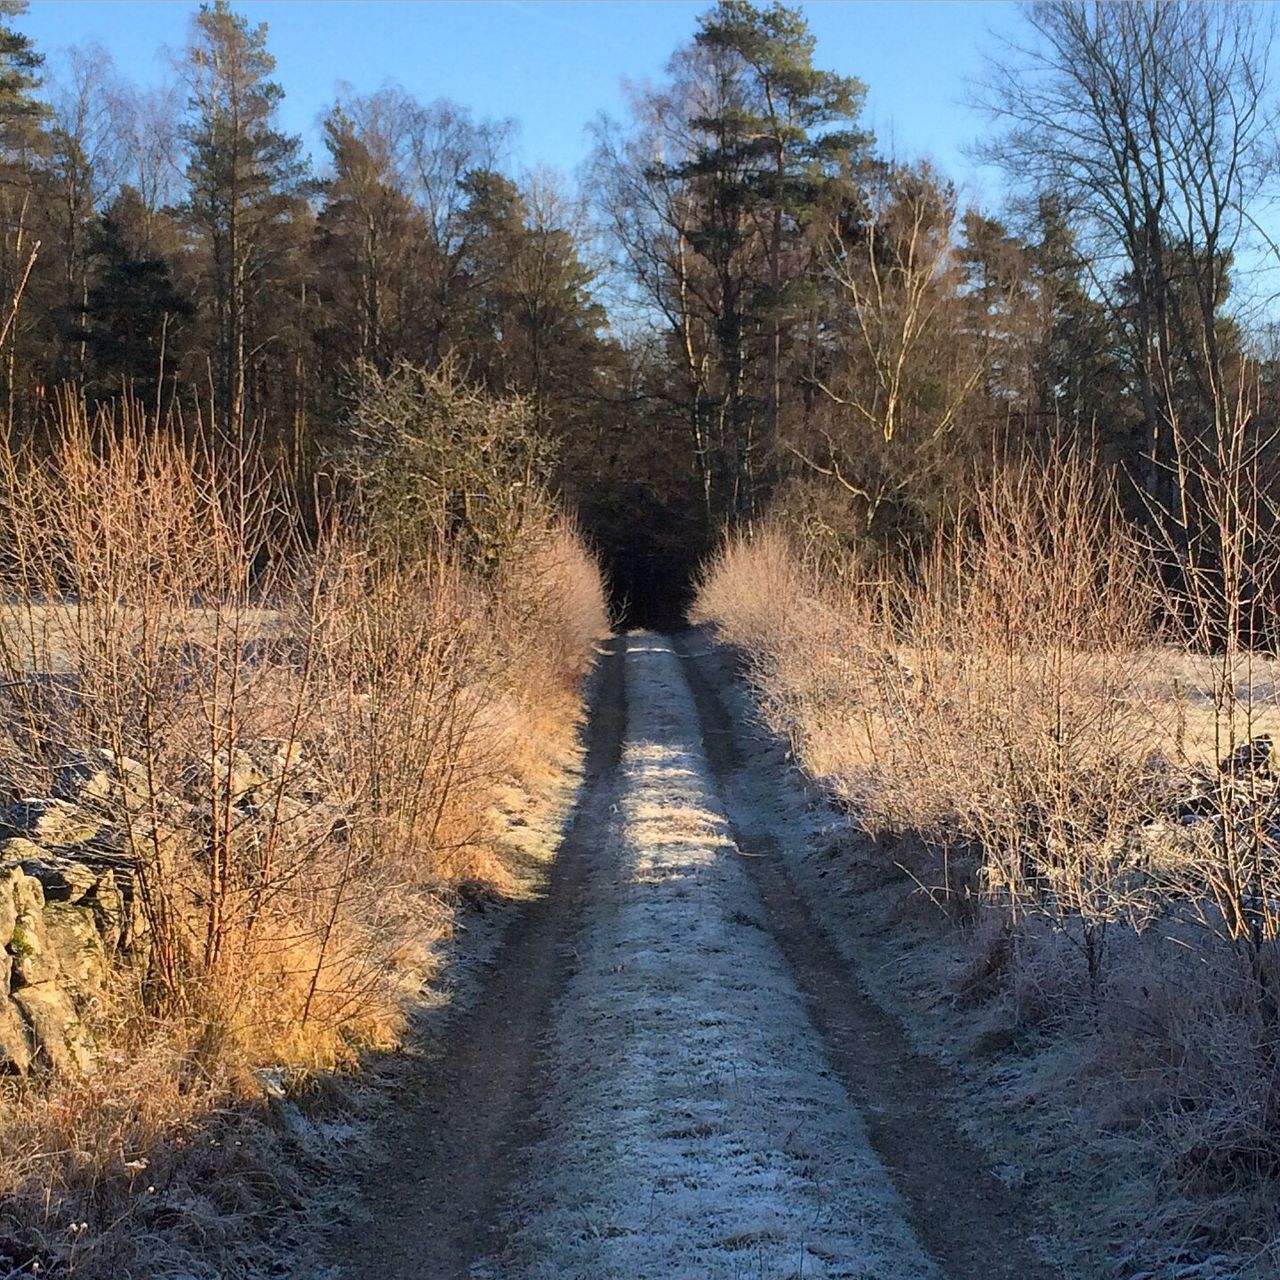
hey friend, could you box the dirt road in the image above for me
[334,632,1054,1280]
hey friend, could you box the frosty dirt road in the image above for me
[335,633,1053,1280]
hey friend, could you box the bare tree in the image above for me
[978,0,1277,515]
[46,44,129,380]
[588,46,758,520]
[115,81,186,244]
[793,162,1024,530]
[403,97,511,367]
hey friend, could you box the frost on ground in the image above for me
[475,633,937,1280]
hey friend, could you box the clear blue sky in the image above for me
[18,1,1019,200]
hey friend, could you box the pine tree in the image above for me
[646,0,870,517]
[181,0,311,432]
[78,191,193,404]
[0,0,43,155]
[452,169,612,431]
[317,106,412,372]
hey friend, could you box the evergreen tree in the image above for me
[78,190,193,403]
[314,104,417,380]
[694,0,870,505]
[181,0,311,432]
[618,0,871,520]
[1028,196,1128,453]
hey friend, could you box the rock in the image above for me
[182,747,270,805]
[12,983,91,1073]
[0,996,32,1073]
[42,902,106,990]
[17,853,143,961]
[0,798,107,847]
[246,737,304,782]
[54,747,150,812]
[240,789,325,833]
[3,841,98,903]
[182,739,312,809]
[8,873,57,987]
[255,1064,288,1099]
[88,868,128,949]
[0,861,22,948]
[1175,775,1221,820]
[1133,817,1210,869]
[221,747,269,798]
[0,844,140,1075]
[1221,734,1280,780]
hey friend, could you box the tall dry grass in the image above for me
[0,396,608,1276]
[694,442,1280,1253]
[698,457,1158,929]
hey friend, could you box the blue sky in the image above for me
[17,1,1019,200]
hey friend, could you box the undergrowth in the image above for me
[693,444,1280,1269]
[0,390,609,1277]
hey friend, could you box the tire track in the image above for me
[673,628,1058,1280]
[332,635,627,1280]
[336,630,1057,1279]
[475,633,937,1280]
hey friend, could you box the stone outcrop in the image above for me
[1221,734,1280,781]
[0,736,317,1074]
[0,850,123,1073]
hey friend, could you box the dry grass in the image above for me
[0,399,609,1276]
[694,448,1280,1263]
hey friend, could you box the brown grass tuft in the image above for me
[0,396,609,1276]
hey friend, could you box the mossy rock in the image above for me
[42,903,106,989]
[0,864,21,948]
[0,995,32,1073]
[9,888,57,987]
[13,983,92,1073]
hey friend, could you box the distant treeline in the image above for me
[0,0,1274,618]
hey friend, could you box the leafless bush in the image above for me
[696,430,1280,1244]
[698,452,1159,993]
[0,393,607,1276]
[1152,364,1280,977]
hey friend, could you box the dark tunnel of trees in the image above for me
[0,0,1275,634]
[596,536,706,631]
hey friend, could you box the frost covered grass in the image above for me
[692,456,1280,1271]
[478,634,937,1280]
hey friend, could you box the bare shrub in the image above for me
[0,393,607,1276]
[695,433,1280,1249]
[908,451,1158,986]
[692,524,865,777]
[1152,365,1280,973]
[701,454,1162,999]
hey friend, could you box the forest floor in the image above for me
[315,629,1196,1280]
